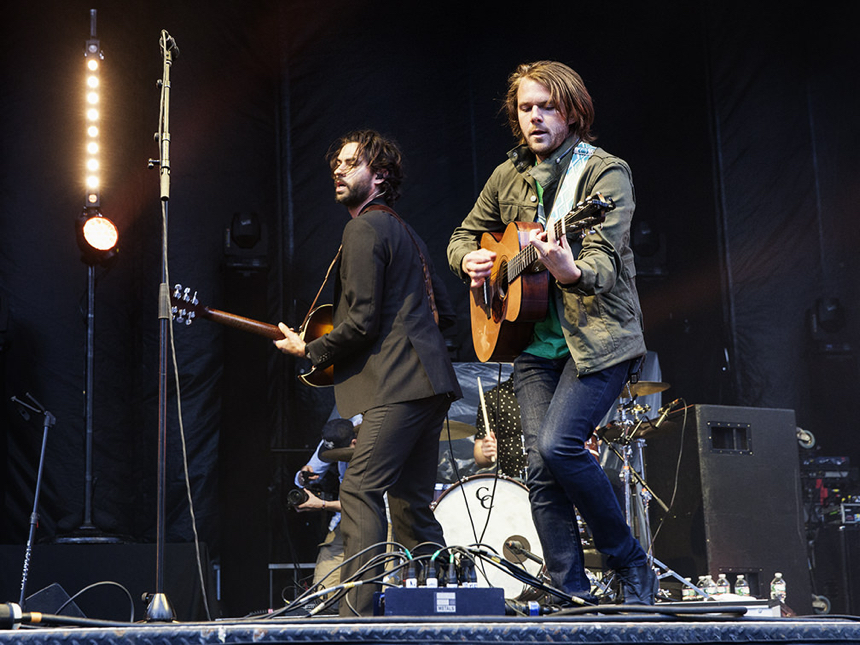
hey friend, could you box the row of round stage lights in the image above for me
[77,24,119,266]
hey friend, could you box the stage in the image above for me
[3,610,860,645]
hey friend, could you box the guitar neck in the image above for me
[505,200,608,283]
[199,306,284,340]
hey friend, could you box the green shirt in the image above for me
[524,178,568,359]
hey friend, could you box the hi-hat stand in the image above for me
[604,393,710,601]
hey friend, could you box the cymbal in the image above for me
[440,420,477,440]
[621,381,670,398]
[319,447,355,463]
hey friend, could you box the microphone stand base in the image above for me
[53,524,130,545]
[144,592,176,622]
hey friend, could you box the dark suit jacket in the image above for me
[305,202,462,419]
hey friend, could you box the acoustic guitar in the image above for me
[470,194,614,362]
[170,285,334,387]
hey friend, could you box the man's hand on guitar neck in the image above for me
[274,322,307,358]
[462,248,497,288]
[528,228,582,286]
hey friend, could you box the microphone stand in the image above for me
[144,29,178,623]
[10,395,54,608]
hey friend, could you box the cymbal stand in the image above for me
[611,397,711,601]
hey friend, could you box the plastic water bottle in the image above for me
[770,572,787,602]
[716,573,730,595]
[734,574,750,596]
[681,578,696,601]
[702,574,717,596]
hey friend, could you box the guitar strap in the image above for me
[300,244,342,330]
[545,140,596,230]
[361,203,440,326]
[302,203,440,329]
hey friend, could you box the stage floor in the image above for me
[4,610,860,645]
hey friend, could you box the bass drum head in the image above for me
[432,474,542,599]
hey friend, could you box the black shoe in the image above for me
[616,564,658,605]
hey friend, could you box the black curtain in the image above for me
[2,0,858,617]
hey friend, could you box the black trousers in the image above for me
[338,393,450,616]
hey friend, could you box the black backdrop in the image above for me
[2,0,858,616]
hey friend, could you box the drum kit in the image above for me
[318,381,689,602]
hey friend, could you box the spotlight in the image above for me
[631,219,667,278]
[76,209,119,265]
[224,212,268,272]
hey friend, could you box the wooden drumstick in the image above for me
[476,377,496,463]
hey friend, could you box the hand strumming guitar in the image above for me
[461,248,497,288]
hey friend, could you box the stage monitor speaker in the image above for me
[25,582,85,617]
[645,404,811,614]
[812,524,859,615]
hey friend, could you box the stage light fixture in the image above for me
[82,213,118,250]
[76,209,119,264]
[75,14,117,268]
[84,18,103,211]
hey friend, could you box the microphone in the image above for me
[161,31,180,59]
[653,399,681,429]
[506,540,543,564]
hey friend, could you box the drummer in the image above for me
[473,377,528,480]
[474,377,602,481]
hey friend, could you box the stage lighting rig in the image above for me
[84,9,102,209]
[56,9,123,546]
[75,10,119,267]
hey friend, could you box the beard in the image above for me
[335,174,374,209]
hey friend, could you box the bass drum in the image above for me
[432,474,542,599]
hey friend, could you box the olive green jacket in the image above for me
[447,135,646,375]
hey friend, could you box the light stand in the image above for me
[54,250,122,544]
[143,29,179,623]
[57,9,122,544]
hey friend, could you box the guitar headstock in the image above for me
[559,193,616,239]
[583,193,615,213]
[171,283,201,325]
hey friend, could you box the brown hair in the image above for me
[504,61,595,145]
[326,130,404,205]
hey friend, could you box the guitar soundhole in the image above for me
[491,260,509,321]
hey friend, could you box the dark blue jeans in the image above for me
[514,353,647,595]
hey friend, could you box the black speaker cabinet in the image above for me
[645,405,811,614]
[812,524,859,615]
